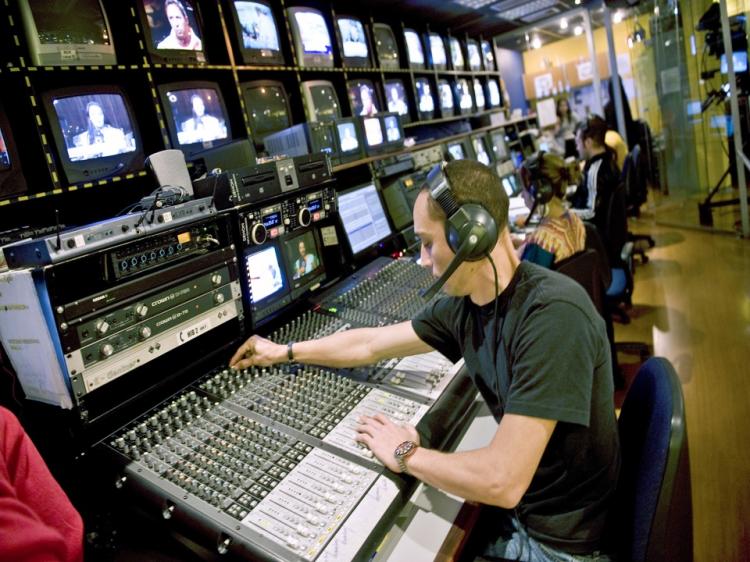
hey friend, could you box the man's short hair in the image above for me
[576,114,608,148]
[423,160,509,233]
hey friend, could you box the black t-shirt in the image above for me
[411,261,620,554]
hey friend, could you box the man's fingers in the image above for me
[373,413,392,426]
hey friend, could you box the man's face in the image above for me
[167,4,188,39]
[575,130,587,160]
[298,241,306,256]
[89,105,105,129]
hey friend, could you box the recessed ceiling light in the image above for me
[560,17,569,30]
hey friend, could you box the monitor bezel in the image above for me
[372,23,401,69]
[486,78,502,108]
[487,129,508,162]
[472,78,487,112]
[337,181,394,257]
[335,15,372,68]
[403,28,426,70]
[280,227,327,300]
[227,0,285,66]
[286,6,334,68]
[380,112,404,151]
[301,80,342,123]
[446,138,473,161]
[359,115,386,156]
[332,116,364,165]
[136,0,208,65]
[242,239,291,309]
[240,79,292,146]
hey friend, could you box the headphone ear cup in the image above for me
[446,204,499,261]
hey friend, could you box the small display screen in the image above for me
[404,30,424,64]
[438,81,454,110]
[449,37,464,68]
[487,79,501,107]
[51,93,137,162]
[294,10,332,55]
[473,79,486,110]
[490,131,507,160]
[0,127,11,171]
[429,34,446,66]
[165,87,229,145]
[467,42,481,69]
[363,117,384,147]
[338,183,393,255]
[448,143,465,160]
[348,80,379,117]
[262,211,282,228]
[416,79,435,113]
[282,230,322,282]
[481,40,495,69]
[720,51,748,73]
[502,174,519,197]
[384,115,401,143]
[308,198,322,212]
[234,1,280,51]
[30,0,111,46]
[336,122,360,153]
[245,84,290,140]
[456,79,473,110]
[310,84,341,121]
[373,25,399,64]
[245,244,286,303]
[143,0,203,51]
[472,137,490,166]
[385,80,409,117]
[338,18,368,58]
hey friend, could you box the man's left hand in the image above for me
[355,414,420,473]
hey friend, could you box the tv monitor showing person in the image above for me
[337,122,359,152]
[416,79,435,113]
[165,89,228,145]
[348,81,379,117]
[148,0,203,51]
[245,245,286,303]
[0,129,10,170]
[235,1,280,51]
[384,115,401,143]
[283,231,320,281]
[385,80,409,118]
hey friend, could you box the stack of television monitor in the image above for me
[404,29,426,70]
[427,33,447,71]
[448,37,464,70]
[486,79,502,108]
[473,79,486,112]
[481,39,496,71]
[466,39,482,71]
[437,80,455,117]
[454,79,474,115]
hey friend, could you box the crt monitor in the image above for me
[473,78,486,111]
[488,129,508,161]
[137,0,207,64]
[242,240,290,325]
[337,182,393,256]
[446,141,467,161]
[347,79,380,117]
[481,39,496,71]
[281,229,326,298]
[415,78,435,121]
[333,117,364,164]
[158,82,231,159]
[286,7,333,68]
[454,78,474,115]
[360,116,384,154]
[438,79,454,117]
[487,79,502,108]
[42,86,143,185]
[404,29,425,70]
[301,80,342,122]
[0,107,28,198]
[466,39,482,71]
[448,36,464,70]
[240,80,291,145]
[427,33,447,71]
[384,79,411,123]
[382,113,403,146]
[372,23,400,69]
[336,16,370,67]
[472,136,491,166]
[18,0,116,67]
[228,0,284,66]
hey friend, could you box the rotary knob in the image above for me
[298,207,311,227]
[100,343,115,358]
[139,326,152,340]
[95,320,110,336]
[211,273,223,286]
[135,304,149,318]
[251,223,267,245]
[214,293,226,305]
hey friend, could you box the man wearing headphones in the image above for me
[230,160,619,561]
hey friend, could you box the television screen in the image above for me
[241,81,291,144]
[230,0,284,65]
[162,87,229,146]
[467,40,482,71]
[373,23,400,69]
[501,173,520,197]
[0,108,28,198]
[448,37,464,70]
[337,17,369,62]
[455,79,473,114]
[428,33,447,69]
[347,79,380,117]
[416,78,435,119]
[473,79,486,111]
[404,29,425,68]
[288,7,333,67]
[720,51,748,73]
[472,137,491,166]
[139,0,206,64]
[302,81,342,122]
[438,80,454,115]
[337,182,393,255]
[362,116,384,148]
[384,80,410,122]
[489,130,507,160]
[245,244,287,304]
[487,79,502,108]
[0,128,11,172]
[336,120,360,154]
[383,114,402,143]
[19,0,116,66]
[481,39,496,71]
[447,143,466,161]
[281,230,323,286]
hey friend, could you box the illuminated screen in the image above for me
[308,83,341,121]
[456,79,473,110]
[294,10,332,55]
[481,40,495,69]
[0,128,11,171]
[164,87,228,145]
[384,80,409,117]
[448,143,465,160]
[449,37,464,68]
[416,79,435,113]
[428,34,447,66]
[438,81,454,111]
[490,131,507,160]
[487,79,501,107]
[348,80,379,116]
[245,244,286,303]
[501,174,520,197]
[282,230,322,284]
[404,30,424,64]
[337,122,360,153]
[235,1,280,51]
[467,41,481,69]
[338,183,393,254]
[143,0,203,51]
[29,0,111,46]
[384,115,401,142]
[473,137,490,166]
[244,84,290,140]
[473,79,486,110]
[363,117,384,147]
[720,52,748,73]
[51,94,136,162]
[338,18,368,58]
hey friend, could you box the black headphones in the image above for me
[522,151,554,205]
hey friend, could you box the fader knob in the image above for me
[298,207,311,227]
[251,223,267,245]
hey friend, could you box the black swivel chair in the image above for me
[623,145,656,264]
[611,356,693,562]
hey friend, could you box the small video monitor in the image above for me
[0,107,28,198]
[466,39,482,71]
[337,182,393,256]
[19,0,116,66]
[473,79,486,111]
[383,113,403,145]
[487,79,502,108]
[347,79,380,117]
[454,79,474,115]
[415,78,435,121]
[138,0,207,64]
[337,16,370,67]
[481,40,496,71]
[245,243,288,305]
[362,116,384,152]
[447,142,466,161]
[286,7,333,68]
[404,29,425,70]
[472,136,491,166]
[384,79,411,123]
[281,229,324,289]
[448,36,464,70]
[500,173,521,197]
[333,117,363,164]
[437,79,455,117]
[301,80,342,122]
[488,129,508,161]
[721,52,748,73]
[372,23,400,69]
[228,0,285,66]
[427,33,447,71]
[241,80,292,145]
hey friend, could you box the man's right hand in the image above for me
[229,335,286,369]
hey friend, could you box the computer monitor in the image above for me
[281,228,326,298]
[427,32,447,71]
[481,39,496,71]
[301,80,342,122]
[347,79,380,117]
[137,0,207,65]
[240,80,291,146]
[337,182,393,256]
[466,39,482,71]
[404,28,425,70]
[471,135,491,167]
[415,78,435,121]
[454,78,474,115]
[0,106,28,198]
[473,78,486,112]
[486,78,502,108]
[227,0,285,66]
[488,129,508,161]
[336,16,370,68]
[372,23,400,69]
[384,79,411,123]
[286,7,333,68]
[41,86,144,185]
[158,82,231,159]
[18,0,116,66]
[333,117,364,165]
[448,36,464,70]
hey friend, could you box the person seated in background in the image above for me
[605,127,628,171]
[517,151,585,268]
[0,407,84,562]
[554,97,580,142]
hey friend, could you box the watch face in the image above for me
[395,440,417,458]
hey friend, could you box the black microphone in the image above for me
[420,227,481,301]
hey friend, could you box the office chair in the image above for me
[623,145,656,264]
[611,357,693,562]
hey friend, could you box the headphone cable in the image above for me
[486,253,500,347]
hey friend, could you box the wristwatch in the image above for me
[394,440,419,474]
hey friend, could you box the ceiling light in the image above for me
[532,36,542,49]
[560,17,568,30]
[574,25,583,36]
[574,0,581,5]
